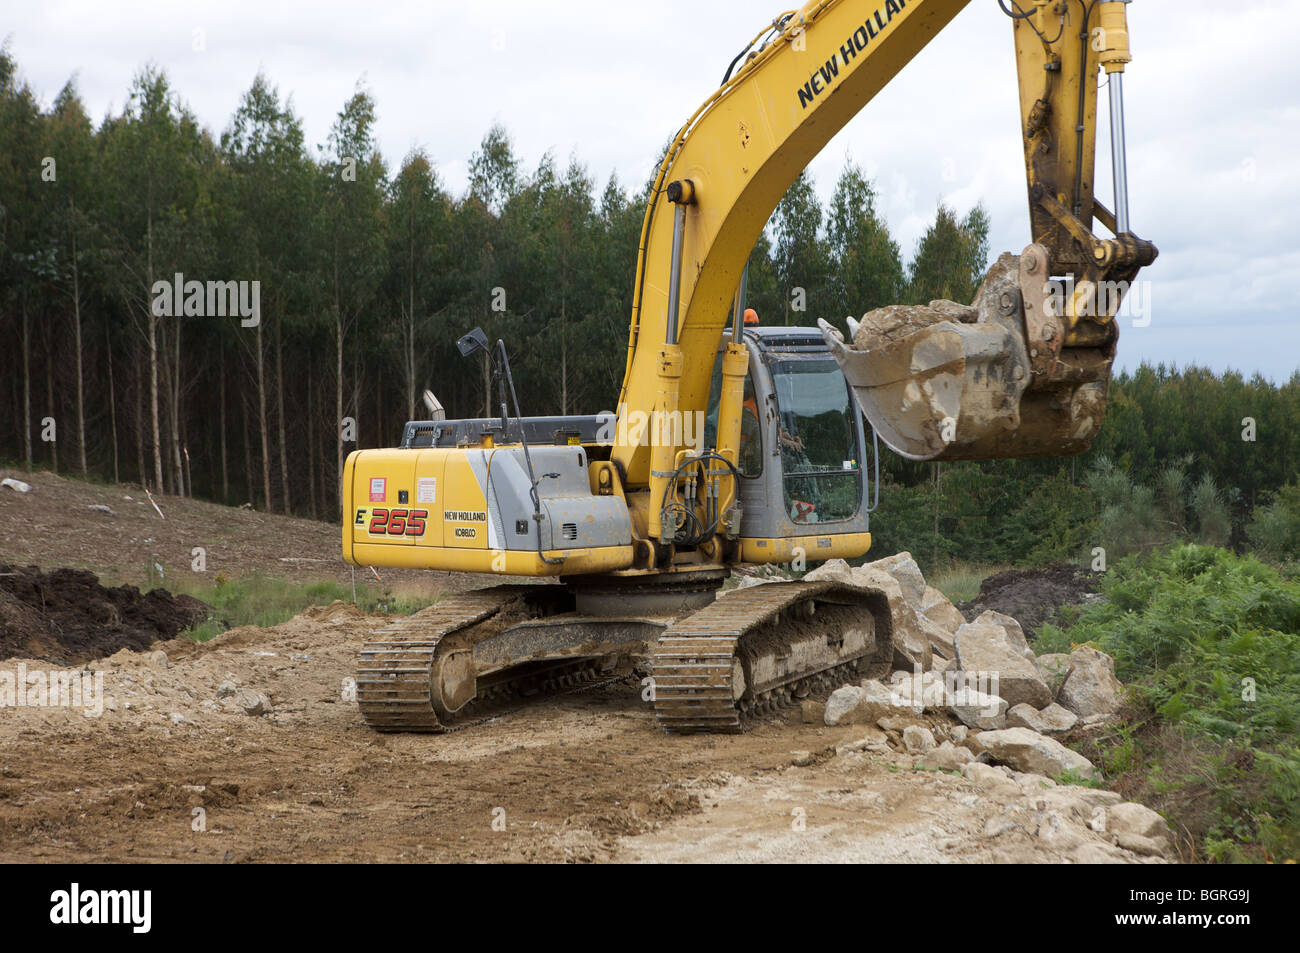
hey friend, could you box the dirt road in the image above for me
[0,602,1158,863]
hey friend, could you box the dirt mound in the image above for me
[0,563,209,664]
[959,563,1099,638]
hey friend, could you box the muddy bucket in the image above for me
[818,254,1112,463]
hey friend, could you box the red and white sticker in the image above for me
[369,477,387,502]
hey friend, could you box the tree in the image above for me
[906,201,989,304]
[317,85,386,514]
[826,161,904,316]
[222,73,313,512]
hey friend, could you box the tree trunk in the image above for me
[219,347,229,503]
[171,318,184,495]
[44,324,58,473]
[242,384,255,507]
[21,299,31,471]
[70,198,87,476]
[257,320,272,510]
[335,304,344,518]
[276,317,291,514]
[307,360,318,520]
[352,351,361,450]
[106,323,119,484]
[134,352,145,486]
[182,414,193,499]
[147,214,164,493]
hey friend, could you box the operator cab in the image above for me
[705,324,876,546]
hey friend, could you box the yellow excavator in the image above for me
[342,0,1157,733]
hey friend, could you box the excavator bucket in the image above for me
[819,249,1112,462]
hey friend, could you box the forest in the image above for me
[4,49,1299,572]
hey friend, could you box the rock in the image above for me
[1072,842,1130,864]
[1078,713,1116,729]
[791,750,816,767]
[877,715,925,733]
[1007,702,1078,733]
[864,551,926,606]
[800,699,826,724]
[804,558,854,585]
[1034,810,1089,851]
[1106,802,1171,841]
[1035,652,1072,687]
[835,729,889,756]
[1015,772,1058,795]
[824,680,900,726]
[851,567,935,670]
[921,741,974,771]
[1057,646,1125,719]
[1115,831,1170,858]
[145,650,170,671]
[960,762,1023,799]
[973,609,1035,660]
[902,725,936,753]
[921,586,967,634]
[824,686,864,726]
[947,686,1009,730]
[954,623,1052,708]
[984,814,1023,838]
[223,689,271,717]
[977,727,1097,780]
[887,670,947,713]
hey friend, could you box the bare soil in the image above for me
[0,563,208,665]
[959,562,1100,638]
[0,467,469,591]
[0,602,1159,864]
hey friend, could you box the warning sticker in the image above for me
[369,477,386,502]
[417,477,437,504]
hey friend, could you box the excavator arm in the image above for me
[613,0,1155,542]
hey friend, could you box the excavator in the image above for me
[342,0,1157,733]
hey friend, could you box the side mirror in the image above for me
[457,327,490,358]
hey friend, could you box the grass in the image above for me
[929,561,1009,605]
[166,573,442,642]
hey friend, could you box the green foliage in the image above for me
[1061,545,1300,860]
[905,201,989,304]
[1248,483,1300,562]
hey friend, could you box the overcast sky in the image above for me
[7,1,1298,380]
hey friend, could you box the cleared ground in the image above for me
[0,470,1157,863]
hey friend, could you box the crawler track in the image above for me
[357,586,556,732]
[651,581,894,733]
